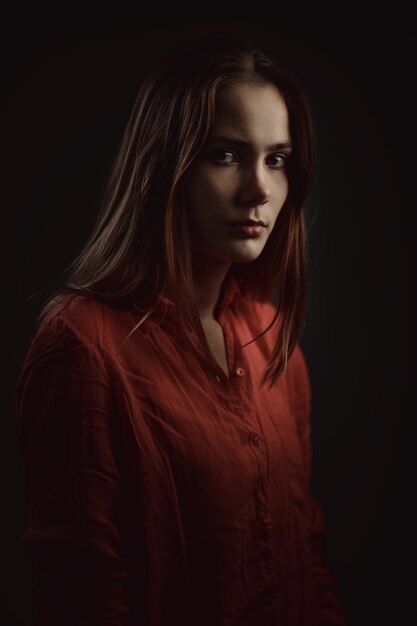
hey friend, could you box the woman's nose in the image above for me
[237,163,270,206]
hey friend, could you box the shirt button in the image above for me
[249,433,262,446]
[215,375,221,383]
[261,514,272,528]
[235,367,245,376]
[256,503,271,523]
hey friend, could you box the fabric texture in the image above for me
[15,271,347,625]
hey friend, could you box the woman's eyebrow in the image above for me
[209,135,293,151]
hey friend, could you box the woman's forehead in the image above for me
[211,82,291,147]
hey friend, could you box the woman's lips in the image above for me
[227,224,266,237]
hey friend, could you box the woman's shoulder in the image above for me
[31,292,137,360]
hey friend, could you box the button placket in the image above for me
[219,317,248,387]
[256,496,272,525]
[255,489,278,586]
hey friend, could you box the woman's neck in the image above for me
[191,250,231,323]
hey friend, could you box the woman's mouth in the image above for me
[227,224,266,238]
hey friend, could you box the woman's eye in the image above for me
[211,150,237,164]
[267,154,286,169]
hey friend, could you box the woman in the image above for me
[16,35,347,626]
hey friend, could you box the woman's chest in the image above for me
[120,367,305,525]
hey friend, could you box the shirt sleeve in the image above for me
[289,343,348,626]
[15,315,130,626]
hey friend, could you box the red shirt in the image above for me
[15,271,347,626]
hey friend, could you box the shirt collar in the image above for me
[214,270,243,321]
[133,270,243,331]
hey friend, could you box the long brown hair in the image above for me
[36,35,315,389]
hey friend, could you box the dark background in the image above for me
[3,11,416,626]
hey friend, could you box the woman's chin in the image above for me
[191,238,266,265]
[223,240,266,263]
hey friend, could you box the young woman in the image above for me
[16,36,347,626]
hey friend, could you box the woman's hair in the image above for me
[36,35,316,388]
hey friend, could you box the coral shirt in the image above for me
[15,271,347,626]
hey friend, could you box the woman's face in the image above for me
[184,80,292,265]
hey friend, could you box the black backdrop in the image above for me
[3,11,416,626]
